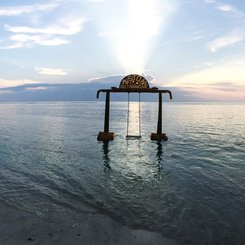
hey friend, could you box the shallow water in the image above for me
[0,102,245,244]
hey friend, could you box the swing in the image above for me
[96,74,173,142]
[126,92,142,139]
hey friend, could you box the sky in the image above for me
[0,0,244,101]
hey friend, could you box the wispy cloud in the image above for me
[216,4,235,12]
[87,0,104,2]
[203,62,215,67]
[171,57,245,87]
[182,29,215,43]
[5,16,85,36]
[35,67,68,76]
[0,2,59,16]
[2,34,68,49]
[205,0,216,3]
[170,58,245,100]
[25,86,49,91]
[178,83,245,101]
[208,30,244,52]
[98,31,124,37]
[0,1,86,49]
[205,0,245,17]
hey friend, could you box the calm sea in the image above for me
[0,102,244,244]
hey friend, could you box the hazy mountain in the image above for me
[0,75,200,102]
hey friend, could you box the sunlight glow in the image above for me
[170,58,245,101]
[116,0,175,73]
[115,0,161,73]
[172,58,245,86]
[96,0,176,74]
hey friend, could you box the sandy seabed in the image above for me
[0,202,177,245]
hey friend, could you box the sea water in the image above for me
[0,102,244,244]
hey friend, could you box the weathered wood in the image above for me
[104,92,110,133]
[157,93,162,134]
[96,74,173,141]
[97,88,172,99]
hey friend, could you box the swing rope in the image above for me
[126,92,142,139]
[139,92,141,136]
[126,92,130,137]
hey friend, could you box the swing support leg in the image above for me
[151,93,168,141]
[97,92,115,141]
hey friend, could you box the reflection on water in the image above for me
[156,141,163,173]
[127,101,141,137]
[101,140,164,174]
[102,142,111,170]
[0,102,245,244]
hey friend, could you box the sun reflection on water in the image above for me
[127,101,141,136]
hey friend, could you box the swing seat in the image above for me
[126,135,142,140]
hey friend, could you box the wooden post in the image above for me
[150,92,168,141]
[157,92,162,134]
[104,91,110,133]
[97,91,114,141]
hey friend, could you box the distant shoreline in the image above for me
[0,100,244,104]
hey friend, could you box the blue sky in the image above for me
[0,0,244,101]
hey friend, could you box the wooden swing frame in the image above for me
[97,74,172,141]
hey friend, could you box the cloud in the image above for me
[216,4,235,12]
[184,34,206,42]
[208,31,244,52]
[170,62,245,100]
[0,78,37,88]
[0,1,86,49]
[205,0,245,17]
[98,31,124,37]
[205,0,216,3]
[88,73,155,84]
[0,2,59,16]
[25,86,49,91]
[203,62,214,67]
[5,16,85,36]
[195,83,245,101]
[35,67,68,76]
[1,34,68,49]
[87,0,104,2]
[171,57,245,88]
[182,84,245,101]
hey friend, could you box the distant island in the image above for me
[0,75,201,102]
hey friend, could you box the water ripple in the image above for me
[0,102,244,244]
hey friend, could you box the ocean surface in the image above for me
[0,101,244,244]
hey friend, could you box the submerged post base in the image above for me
[150,133,168,141]
[97,132,115,141]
